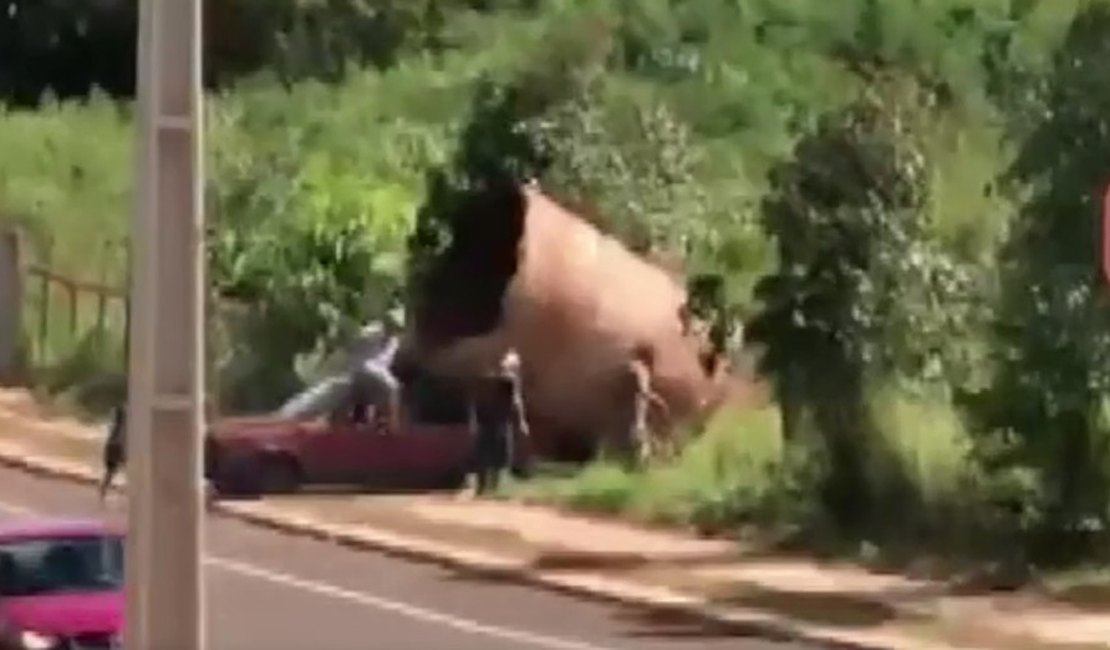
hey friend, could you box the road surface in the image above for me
[0,465,818,650]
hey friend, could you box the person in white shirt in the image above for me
[348,309,404,431]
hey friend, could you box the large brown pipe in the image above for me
[407,183,725,460]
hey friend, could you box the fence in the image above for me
[0,226,237,412]
[0,227,129,385]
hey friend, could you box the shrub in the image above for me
[515,405,786,534]
[985,2,1110,558]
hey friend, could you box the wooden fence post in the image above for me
[37,240,52,363]
[0,229,25,385]
[67,283,78,337]
[96,240,111,335]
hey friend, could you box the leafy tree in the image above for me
[0,0,544,105]
[0,0,136,105]
[746,79,979,526]
[403,16,614,342]
[207,77,438,410]
[989,2,1110,551]
[406,14,725,341]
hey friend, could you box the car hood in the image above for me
[0,590,122,636]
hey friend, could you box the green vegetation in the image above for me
[514,406,786,532]
[4,0,1110,568]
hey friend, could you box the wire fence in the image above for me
[0,226,240,414]
[0,227,127,392]
[25,258,130,366]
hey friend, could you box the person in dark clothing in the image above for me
[99,404,126,502]
[469,351,529,496]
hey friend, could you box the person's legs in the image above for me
[467,429,484,495]
[367,365,402,431]
[631,392,654,464]
[486,431,510,493]
[485,466,502,493]
[600,402,643,469]
[356,364,402,431]
[476,466,491,495]
[97,471,111,502]
[474,427,502,496]
[475,449,496,495]
[99,442,122,501]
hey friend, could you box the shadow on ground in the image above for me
[613,606,899,649]
[442,567,898,650]
[707,583,901,629]
[212,482,464,502]
[528,548,746,572]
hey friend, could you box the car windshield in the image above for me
[0,534,123,597]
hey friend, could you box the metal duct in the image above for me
[408,184,726,460]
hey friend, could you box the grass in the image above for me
[1041,566,1110,610]
[863,384,975,513]
[512,382,991,558]
[0,94,131,279]
[512,405,785,533]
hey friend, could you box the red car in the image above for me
[204,415,475,496]
[204,374,531,496]
[0,518,123,650]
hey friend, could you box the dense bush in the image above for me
[207,71,457,409]
[745,77,983,530]
[982,2,1110,560]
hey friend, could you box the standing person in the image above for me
[469,350,529,496]
[502,351,533,479]
[612,344,670,465]
[348,308,404,431]
[98,403,126,502]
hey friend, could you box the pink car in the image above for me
[0,518,122,650]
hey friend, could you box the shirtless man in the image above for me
[612,344,670,465]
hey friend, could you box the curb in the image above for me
[0,439,979,650]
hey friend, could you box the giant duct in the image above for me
[407,183,725,460]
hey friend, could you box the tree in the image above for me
[990,3,1110,549]
[206,79,429,410]
[746,78,977,526]
[0,0,136,105]
[407,14,717,343]
[0,0,541,105]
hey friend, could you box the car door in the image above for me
[395,374,474,483]
[398,423,474,484]
[346,420,411,486]
[296,419,384,484]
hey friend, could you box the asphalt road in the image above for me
[0,466,818,650]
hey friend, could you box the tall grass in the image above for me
[0,94,131,411]
[514,406,785,532]
[865,384,973,512]
[515,386,997,556]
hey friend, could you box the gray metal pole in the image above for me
[125,0,206,647]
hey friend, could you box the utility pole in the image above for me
[125,0,206,646]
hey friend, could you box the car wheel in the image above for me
[259,455,301,495]
[211,455,262,498]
